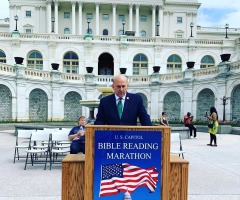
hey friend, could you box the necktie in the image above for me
[117,98,123,118]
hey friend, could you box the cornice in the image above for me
[164,2,201,8]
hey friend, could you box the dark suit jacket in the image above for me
[94,92,152,126]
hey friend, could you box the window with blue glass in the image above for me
[63,51,79,74]
[133,53,148,75]
[27,50,43,70]
[26,11,31,17]
[64,12,70,18]
[167,54,182,73]
[200,55,215,68]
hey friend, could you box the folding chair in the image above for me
[13,129,35,163]
[170,132,185,159]
[49,130,70,170]
[24,131,51,170]
[43,128,59,132]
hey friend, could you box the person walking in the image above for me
[94,74,152,126]
[205,106,219,147]
[184,112,197,139]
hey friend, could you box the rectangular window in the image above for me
[119,15,125,21]
[26,11,31,17]
[26,29,32,33]
[102,14,109,20]
[177,17,182,23]
[176,34,183,38]
[140,15,147,22]
[64,12,70,18]
[87,13,93,19]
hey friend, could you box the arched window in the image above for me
[0,50,6,63]
[133,53,148,75]
[63,51,79,74]
[27,50,43,70]
[200,55,215,68]
[140,30,146,37]
[103,29,108,35]
[167,54,182,73]
[64,28,70,34]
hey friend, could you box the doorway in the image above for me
[98,53,114,75]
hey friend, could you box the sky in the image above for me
[0,0,239,28]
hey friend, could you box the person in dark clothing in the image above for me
[68,116,86,154]
[184,112,197,139]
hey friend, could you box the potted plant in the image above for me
[153,66,161,73]
[220,54,231,62]
[119,68,127,74]
[86,66,93,73]
[186,61,195,69]
[51,63,59,70]
[14,57,24,65]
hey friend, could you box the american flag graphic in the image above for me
[99,163,159,197]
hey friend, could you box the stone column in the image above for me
[78,2,83,35]
[152,5,156,37]
[54,0,59,34]
[135,5,140,37]
[95,3,100,35]
[51,70,63,120]
[47,0,52,33]
[149,84,161,120]
[159,6,163,36]
[182,69,194,116]
[14,64,28,121]
[72,1,76,34]
[112,4,116,36]
[129,4,133,31]
[216,62,230,121]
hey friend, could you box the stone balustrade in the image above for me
[0,60,238,84]
[0,32,234,49]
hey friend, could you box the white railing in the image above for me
[60,73,85,82]
[160,72,183,81]
[229,61,240,71]
[193,66,219,77]
[25,69,51,80]
[127,75,151,83]
[195,39,223,45]
[0,63,15,74]
[95,76,114,84]
[1,61,240,83]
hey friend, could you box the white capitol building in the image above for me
[0,0,240,123]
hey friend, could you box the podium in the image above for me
[84,125,171,200]
[62,125,189,200]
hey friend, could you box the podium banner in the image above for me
[93,130,162,200]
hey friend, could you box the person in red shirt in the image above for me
[184,112,197,139]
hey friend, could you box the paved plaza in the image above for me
[0,128,240,200]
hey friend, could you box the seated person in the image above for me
[160,112,169,126]
[184,112,197,139]
[68,116,86,154]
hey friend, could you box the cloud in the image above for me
[198,0,240,28]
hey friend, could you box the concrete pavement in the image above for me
[0,129,240,200]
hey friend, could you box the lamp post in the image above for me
[156,21,160,36]
[51,17,55,33]
[221,96,230,121]
[225,23,229,38]
[122,20,125,35]
[14,15,18,31]
[190,22,194,37]
[87,18,90,34]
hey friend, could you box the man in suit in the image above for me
[94,74,152,126]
